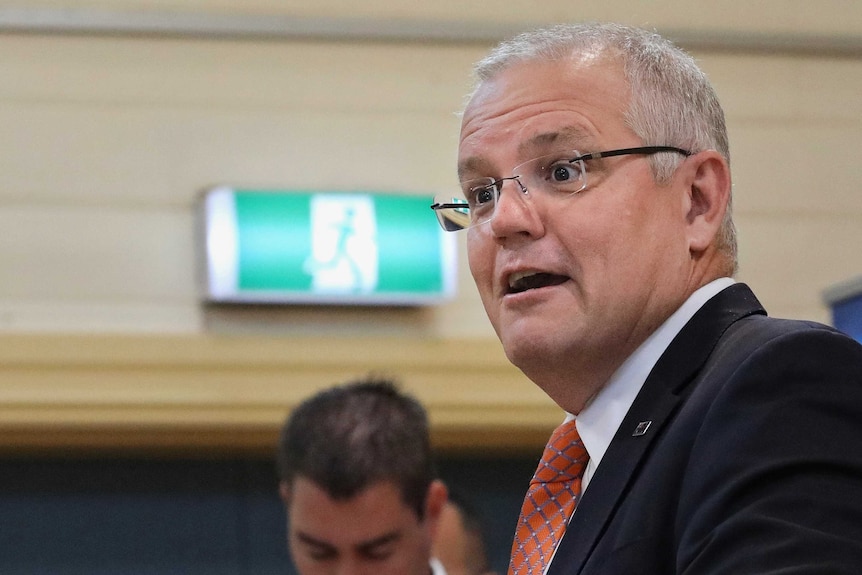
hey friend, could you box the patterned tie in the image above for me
[508,419,589,575]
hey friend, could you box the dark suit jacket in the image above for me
[548,283,862,574]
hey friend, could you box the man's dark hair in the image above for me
[277,376,435,518]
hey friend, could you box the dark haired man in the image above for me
[277,377,448,575]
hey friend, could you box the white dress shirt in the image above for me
[430,557,447,575]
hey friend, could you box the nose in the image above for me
[488,176,545,239]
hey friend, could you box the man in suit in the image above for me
[431,22,862,574]
[276,377,449,575]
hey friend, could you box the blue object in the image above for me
[823,276,862,344]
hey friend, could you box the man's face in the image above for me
[432,502,495,575]
[283,477,437,575]
[459,57,693,408]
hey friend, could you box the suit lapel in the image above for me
[548,283,765,574]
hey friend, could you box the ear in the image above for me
[278,480,291,505]
[424,479,449,537]
[681,150,731,255]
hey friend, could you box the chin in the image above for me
[500,329,551,369]
[502,320,585,373]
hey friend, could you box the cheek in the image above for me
[466,237,494,287]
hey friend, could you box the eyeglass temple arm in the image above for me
[580,146,692,161]
[430,202,467,211]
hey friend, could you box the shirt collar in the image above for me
[573,277,735,490]
[430,557,447,575]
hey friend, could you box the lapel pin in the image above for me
[632,421,652,437]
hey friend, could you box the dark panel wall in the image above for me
[0,455,538,574]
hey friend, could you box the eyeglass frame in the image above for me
[430,145,692,231]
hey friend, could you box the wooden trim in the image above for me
[0,334,561,455]
[2,9,861,57]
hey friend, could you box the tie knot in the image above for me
[533,419,588,484]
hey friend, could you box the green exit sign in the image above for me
[199,187,457,305]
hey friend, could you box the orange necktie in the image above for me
[508,419,589,575]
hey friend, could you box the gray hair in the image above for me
[471,22,737,273]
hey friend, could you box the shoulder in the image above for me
[677,314,862,483]
[711,314,862,380]
[692,313,862,412]
[671,316,862,569]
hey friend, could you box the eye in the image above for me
[548,160,582,183]
[465,181,498,208]
[359,538,399,561]
[364,546,396,561]
[304,546,337,562]
[530,154,586,194]
[475,184,497,205]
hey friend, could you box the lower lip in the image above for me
[503,282,566,304]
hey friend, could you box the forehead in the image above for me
[458,57,631,174]
[288,477,420,544]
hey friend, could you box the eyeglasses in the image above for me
[430,146,691,231]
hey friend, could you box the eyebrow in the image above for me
[294,530,402,554]
[356,531,402,555]
[517,126,595,156]
[458,126,596,180]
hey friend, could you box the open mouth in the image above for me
[507,272,569,294]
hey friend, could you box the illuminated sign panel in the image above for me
[200,187,456,305]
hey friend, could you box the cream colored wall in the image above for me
[1,34,488,336]
[1,3,860,451]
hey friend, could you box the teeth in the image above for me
[508,270,541,288]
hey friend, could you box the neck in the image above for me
[520,356,622,415]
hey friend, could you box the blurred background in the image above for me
[1,1,861,573]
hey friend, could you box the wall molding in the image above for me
[1,8,861,57]
[0,334,560,455]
